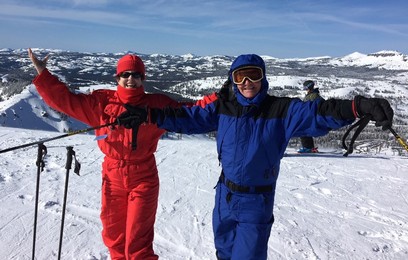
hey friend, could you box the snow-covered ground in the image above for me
[0,127,407,259]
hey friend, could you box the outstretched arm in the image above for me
[286,96,393,140]
[29,49,102,126]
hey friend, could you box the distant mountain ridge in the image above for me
[0,48,407,134]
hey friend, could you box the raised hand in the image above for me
[28,48,49,75]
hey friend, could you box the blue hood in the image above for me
[228,54,269,106]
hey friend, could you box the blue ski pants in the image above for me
[213,182,275,260]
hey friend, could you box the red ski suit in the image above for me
[33,69,188,259]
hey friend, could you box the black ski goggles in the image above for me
[231,66,263,84]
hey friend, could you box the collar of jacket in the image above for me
[116,85,145,104]
[233,78,269,107]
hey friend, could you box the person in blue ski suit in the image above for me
[126,54,393,260]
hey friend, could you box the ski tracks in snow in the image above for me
[275,151,408,259]
[155,137,219,260]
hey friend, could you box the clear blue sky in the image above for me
[1,0,408,58]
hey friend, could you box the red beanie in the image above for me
[116,54,146,80]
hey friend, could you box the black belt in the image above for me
[219,172,274,193]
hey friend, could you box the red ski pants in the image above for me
[100,157,159,260]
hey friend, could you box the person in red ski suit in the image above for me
[28,48,193,259]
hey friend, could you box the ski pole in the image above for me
[32,143,47,260]
[0,122,116,154]
[58,146,80,260]
[388,127,408,152]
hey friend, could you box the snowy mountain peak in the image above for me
[330,50,408,70]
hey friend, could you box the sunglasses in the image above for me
[231,66,263,84]
[119,72,142,79]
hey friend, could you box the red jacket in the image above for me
[33,69,187,161]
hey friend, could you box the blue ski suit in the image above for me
[155,54,356,260]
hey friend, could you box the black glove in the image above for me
[354,95,394,130]
[116,104,147,129]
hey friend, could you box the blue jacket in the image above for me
[157,54,356,189]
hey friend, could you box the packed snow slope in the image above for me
[0,127,407,260]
